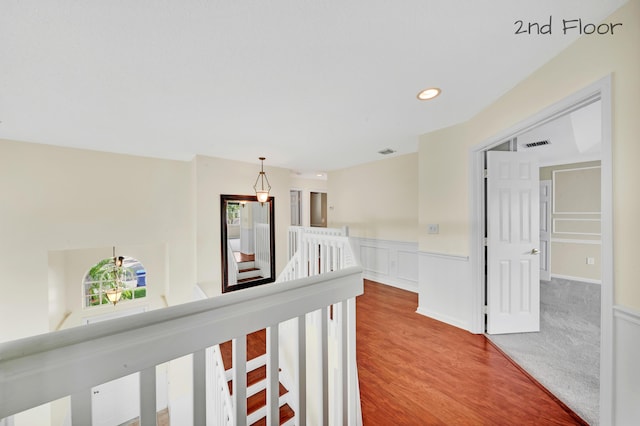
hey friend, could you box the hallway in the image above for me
[357,280,586,425]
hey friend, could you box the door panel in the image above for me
[487,151,540,334]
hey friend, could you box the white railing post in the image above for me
[233,337,247,426]
[320,306,329,426]
[194,349,206,426]
[70,390,91,426]
[348,298,362,426]
[267,325,279,425]
[297,314,307,426]
[140,366,157,426]
[340,301,349,426]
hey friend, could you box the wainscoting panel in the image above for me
[350,238,418,292]
[417,252,472,332]
[613,305,640,424]
[359,245,390,276]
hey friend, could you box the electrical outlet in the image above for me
[586,257,595,265]
[427,224,439,234]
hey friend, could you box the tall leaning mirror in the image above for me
[221,194,275,293]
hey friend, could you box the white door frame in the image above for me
[468,75,613,423]
[539,180,552,281]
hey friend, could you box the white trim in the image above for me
[469,75,613,424]
[612,305,640,424]
[550,273,601,285]
[552,166,602,215]
[552,218,601,236]
[415,307,469,330]
[613,305,640,326]
[551,238,601,245]
[419,251,469,261]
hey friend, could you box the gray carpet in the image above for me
[487,278,601,425]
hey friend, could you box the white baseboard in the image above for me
[550,273,602,285]
[415,306,469,331]
[350,237,418,293]
[362,271,417,293]
[613,305,640,424]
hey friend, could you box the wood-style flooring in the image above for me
[357,280,586,425]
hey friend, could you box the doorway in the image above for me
[470,76,613,423]
[290,189,302,226]
[310,191,327,227]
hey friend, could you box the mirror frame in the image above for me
[220,194,276,293]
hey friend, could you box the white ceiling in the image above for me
[0,0,626,174]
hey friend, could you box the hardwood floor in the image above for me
[356,280,586,425]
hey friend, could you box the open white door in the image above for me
[486,151,540,334]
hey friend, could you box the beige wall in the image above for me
[0,139,195,344]
[328,153,419,241]
[50,243,169,330]
[194,155,291,296]
[419,0,640,309]
[0,140,297,343]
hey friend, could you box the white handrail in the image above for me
[0,267,363,423]
[277,228,362,426]
[288,226,348,260]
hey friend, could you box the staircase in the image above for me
[219,330,295,425]
[1,226,363,425]
[235,253,264,284]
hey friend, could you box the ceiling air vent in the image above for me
[378,148,396,155]
[524,139,550,148]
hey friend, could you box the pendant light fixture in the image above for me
[253,157,271,203]
[106,246,124,306]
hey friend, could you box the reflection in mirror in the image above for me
[221,194,275,293]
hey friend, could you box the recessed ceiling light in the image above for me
[378,148,396,155]
[416,87,441,101]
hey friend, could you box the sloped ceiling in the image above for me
[517,100,602,166]
[0,0,626,173]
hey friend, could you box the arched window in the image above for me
[83,256,147,307]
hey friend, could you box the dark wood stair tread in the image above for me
[218,329,295,425]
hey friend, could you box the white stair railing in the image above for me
[227,239,239,286]
[287,226,348,260]
[208,345,234,425]
[0,266,362,425]
[254,222,271,278]
[277,227,363,426]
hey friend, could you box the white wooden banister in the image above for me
[0,267,362,422]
